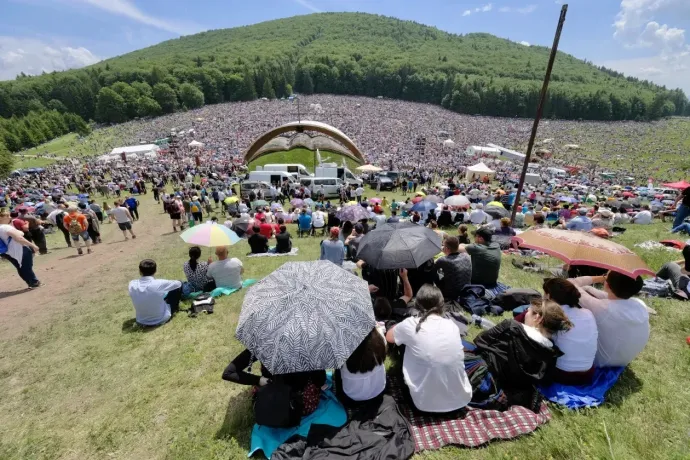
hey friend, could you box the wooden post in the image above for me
[510,5,568,224]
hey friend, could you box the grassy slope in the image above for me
[0,192,688,460]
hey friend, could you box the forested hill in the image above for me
[1,12,689,160]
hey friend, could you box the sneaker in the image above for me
[87,248,92,254]
[78,249,83,255]
[132,235,137,239]
[28,282,42,289]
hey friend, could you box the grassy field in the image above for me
[0,187,689,460]
[248,147,362,172]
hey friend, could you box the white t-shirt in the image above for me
[355,187,364,197]
[111,206,131,224]
[394,315,472,413]
[632,210,652,224]
[553,305,598,372]
[312,211,326,227]
[0,224,25,266]
[340,363,386,402]
[207,258,243,289]
[469,210,489,224]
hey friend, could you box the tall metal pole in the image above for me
[510,5,568,224]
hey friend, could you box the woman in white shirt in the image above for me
[335,328,387,407]
[543,278,598,385]
[386,284,472,414]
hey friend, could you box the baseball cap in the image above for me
[472,226,494,242]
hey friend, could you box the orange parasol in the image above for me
[512,228,654,278]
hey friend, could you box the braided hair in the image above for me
[414,284,445,333]
[188,246,201,271]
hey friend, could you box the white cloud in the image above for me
[69,0,198,35]
[639,21,686,50]
[0,36,100,81]
[599,55,690,94]
[519,41,531,46]
[294,0,322,13]
[499,4,537,14]
[461,3,492,17]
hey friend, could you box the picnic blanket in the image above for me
[248,374,347,458]
[247,248,299,257]
[188,279,257,299]
[538,367,625,409]
[389,375,551,451]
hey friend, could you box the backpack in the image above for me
[68,216,83,235]
[0,235,10,255]
[191,202,200,213]
[253,382,302,428]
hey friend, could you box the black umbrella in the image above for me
[356,222,443,269]
[232,216,253,236]
[484,205,510,219]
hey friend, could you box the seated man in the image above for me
[207,246,244,289]
[656,245,690,295]
[565,208,593,231]
[297,209,313,237]
[128,259,182,326]
[458,226,501,288]
[631,205,652,225]
[469,203,490,225]
[571,271,649,367]
[275,225,293,253]
[248,225,269,254]
[434,236,472,301]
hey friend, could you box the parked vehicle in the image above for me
[240,180,271,200]
[247,171,299,187]
[298,177,345,198]
[376,176,394,191]
[256,163,312,179]
[315,164,362,186]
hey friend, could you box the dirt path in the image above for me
[0,200,174,339]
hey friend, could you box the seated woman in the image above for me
[542,278,598,385]
[222,349,327,424]
[496,217,516,236]
[472,300,572,411]
[183,246,212,293]
[335,328,387,407]
[656,244,690,295]
[386,284,472,414]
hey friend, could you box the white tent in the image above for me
[443,139,456,148]
[465,162,496,181]
[487,143,526,162]
[465,145,501,157]
[144,151,158,159]
[188,140,204,148]
[564,144,580,150]
[110,144,160,157]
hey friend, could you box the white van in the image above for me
[257,163,312,179]
[315,164,362,186]
[247,171,298,187]
[299,177,345,198]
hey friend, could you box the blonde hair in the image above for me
[531,299,573,334]
[0,208,9,218]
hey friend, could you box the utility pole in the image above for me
[511,5,568,225]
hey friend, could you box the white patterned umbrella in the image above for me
[235,261,376,374]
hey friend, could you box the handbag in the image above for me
[253,382,302,428]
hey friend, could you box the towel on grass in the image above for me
[248,375,346,458]
[247,248,299,257]
[188,279,257,299]
[389,375,551,451]
[538,367,625,409]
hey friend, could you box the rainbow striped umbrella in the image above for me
[180,223,241,247]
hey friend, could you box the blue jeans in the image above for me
[672,204,690,228]
[671,222,690,234]
[2,246,39,287]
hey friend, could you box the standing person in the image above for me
[89,200,104,223]
[20,212,49,255]
[63,206,92,255]
[355,185,364,203]
[79,202,101,244]
[0,209,41,289]
[128,259,182,327]
[190,196,203,223]
[402,180,408,196]
[124,195,140,221]
[672,186,690,229]
[111,201,137,240]
[169,197,183,232]
[50,204,72,248]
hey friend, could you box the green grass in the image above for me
[248,147,362,173]
[0,189,689,460]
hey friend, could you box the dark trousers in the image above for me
[130,207,139,220]
[29,228,48,254]
[96,211,104,223]
[2,246,39,287]
[164,287,183,315]
[56,222,72,247]
[192,212,203,222]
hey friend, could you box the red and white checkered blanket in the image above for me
[389,375,552,451]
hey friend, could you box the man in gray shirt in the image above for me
[207,246,244,290]
[434,236,472,301]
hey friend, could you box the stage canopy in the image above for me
[465,162,496,181]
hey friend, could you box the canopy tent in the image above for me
[356,164,383,172]
[464,145,500,157]
[443,139,456,148]
[662,180,690,190]
[465,162,496,181]
[188,140,205,148]
[110,144,160,157]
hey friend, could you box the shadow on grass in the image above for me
[604,367,644,407]
[159,231,180,237]
[106,240,127,245]
[60,254,81,260]
[121,318,160,333]
[0,288,31,299]
[215,390,254,452]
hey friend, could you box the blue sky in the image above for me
[1,0,689,94]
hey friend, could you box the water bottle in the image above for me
[472,314,495,330]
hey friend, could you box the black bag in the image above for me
[493,288,542,311]
[254,383,302,428]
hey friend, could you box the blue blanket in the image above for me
[187,279,257,299]
[538,367,625,409]
[248,375,347,458]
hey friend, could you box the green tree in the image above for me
[131,81,153,98]
[137,96,162,117]
[111,82,140,119]
[286,83,293,96]
[46,99,68,113]
[261,78,276,99]
[152,83,179,113]
[0,141,13,178]
[238,72,257,101]
[179,83,205,109]
[224,74,245,101]
[96,87,128,123]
